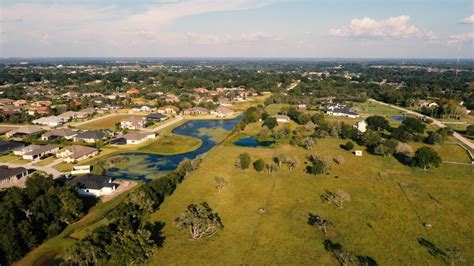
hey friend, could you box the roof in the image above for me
[33,116,64,124]
[185,107,209,112]
[57,111,77,118]
[8,126,43,135]
[23,144,58,157]
[145,113,166,120]
[67,174,115,190]
[75,131,106,140]
[158,105,179,111]
[330,107,359,116]
[0,141,27,154]
[121,132,155,141]
[62,145,98,159]
[274,115,290,120]
[0,166,28,181]
[43,128,76,138]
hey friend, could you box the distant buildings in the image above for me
[6,126,43,138]
[33,116,68,127]
[120,116,146,130]
[41,128,77,141]
[157,105,179,114]
[212,106,235,117]
[182,107,210,115]
[326,104,360,118]
[145,113,168,122]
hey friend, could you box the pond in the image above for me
[104,117,242,182]
[391,115,408,121]
[233,136,275,147]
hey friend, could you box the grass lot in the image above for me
[265,103,291,115]
[15,188,137,266]
[75,114,144,130]
[353,101,405,118]
[0,154,21,163]
[229,95,269,112]
[33,156,56,166]
[147,138,473,265]
[138,134,202,155]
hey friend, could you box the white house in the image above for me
[67,174,117,197]
[121,132,156,145]
[273,115,290,123]
[71,165,92,175]
[33,116,68,127]
[355,150,363,156]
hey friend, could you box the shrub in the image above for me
[253,159,265,172]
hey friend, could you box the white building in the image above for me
[121,132,156,145]
[273,115,290,123]
[32,116,68,127]
[67,174,117,197]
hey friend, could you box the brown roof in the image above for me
[62,145,98,159]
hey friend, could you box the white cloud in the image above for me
[186,32,282,45]
[459,15,474,24]
[328,15,436,40]
[448,32,474,45]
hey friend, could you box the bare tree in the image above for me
[175,202,223,240]
[395,141,413,155]
[321,190,351,209]
[265,162,279,174]
[215,176,227,193]
[308,213,334,236]
[286,157,300,170]
[446,247,465,266]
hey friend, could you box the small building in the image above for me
[355,150,363,156]
[75,108,96,118]
[6,126,43,138]
[41,128,77,141]
[273,115,290,123]
[120,116,146,130]
[71,165,92,175]
[157,105,179,114]
[67,174,118,197]
[182,107,210,115]
[212,106,235,117]
[56,145,99,163]
[74,131,106,143]
[326,105,360,118]
[121,132,156,145]
[354,120,368,133]
[0,166,31,184]
[297,104,307,110]
[145,113,168,122]
[22,144,60,161]
[33,116,67,127]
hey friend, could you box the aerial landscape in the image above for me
[0,0,473,265]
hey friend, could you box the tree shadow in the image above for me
[307,212,320,226]
[418,237,446,261]
[146,221,166,247]
[356,255,378,266]
[323,239,342,253]
[393,153,413,167]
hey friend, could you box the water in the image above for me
[233,136,275,147]
[105,117,242,182]
[391,115,407,121]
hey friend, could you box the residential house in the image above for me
[273,115,290,123]
[157,105,179,114]
[182,107,210,115]
[121,132,156,144]
[56,145,99,163]
[130,105,154,113]
[120,116,146,130]
[145,113,167,122]
[74,131,107,143]
[21,144,60,161]
[0,98,14,106]
[13,144,41,156]
[41,128,77,141]
[6,126,43,138]
[164,94,179,103]
[31,100,52,107]
[212,106,235,117]
[67,174,117,197]
[326,104,360,118]
[28,106,50,115]
[33,116,67,127]
[76,108,95,118]
[218,97,231,106]
[126,88,140,95]
[297,104,307,110]
[13,100,28,107]
[0,141,27,155]
[0,166,31,185]
[58,111,78,121]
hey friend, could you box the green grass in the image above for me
[75,114,144,130]
[138,134,202,155]
[33,156,56,166]
[147,139,473,265]
[0,154,20,163]
[265,103,291,115]
[353,101,405,118]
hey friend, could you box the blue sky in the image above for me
[0,0,473,58]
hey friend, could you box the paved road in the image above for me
[368,99,474,150]
[0,162,62,178]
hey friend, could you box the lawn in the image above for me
[147,139,473,265]
[75,114,144,130]
[353,101,405,118]
[138,134,202,155]
[33,156,56,166]
[265,103,291,115]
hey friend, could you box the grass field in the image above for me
[265,103,291,115]
[147,137,473,265]
[138,134,202,155]
[353,101,405,118]
[33,156,56,166]
[75,114,144,130]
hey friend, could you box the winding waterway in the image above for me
[105,116,242,182]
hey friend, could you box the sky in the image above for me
[0,0,473,58]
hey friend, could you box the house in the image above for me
[0,166,31,184]
[0,98,14,106]
[58,111,78,121]
[121,132,156,144]
[28,106,50,115]
[212,106,235,117]
[76,108,95,118]
[33,116,67,127]
[131,105,154,113]
[74,131,106,143]
[6,126,43,138]
[56,145,99,163]
[145,113,168,122]
[182,107,210,115]
[354,120,368,133]
[13,144,41,156]
[13,100,28,107]
[297,104,307,110]
[126,88,140,95]
[41,128,77,141]
[0,141,27,155]
[67,174,117,197]
[22,144,60,161]
[120,116,145,130]
[71,165,92,175]
[164,94,179,103]
[273,115,290,123]
[355,150,363,156]
[326,104,360,118]
[218,97,231,106]
[157,105,179,114]
[31,100,52,107]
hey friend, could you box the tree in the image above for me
[300,137,315,150]
[235,153,251,169]
[401,117,426,134]
[175,202,223,240]
[306,156,329,175]
[413,146,442,170]
[265,162,279,174]
[342,141,354,151]
[374,143,391,157]
[446,246,465,266]
[308,213,334,236]
[262,117,277,130]
[366,115,390,131]
[253,159,265,172]
[425,131,444,144]
[321,190,351,209]
[215,177,227,192]
[466,124,474,137]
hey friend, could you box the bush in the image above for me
[253,159,265,172]
[235,153,251,169]
[342,141,354,150]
